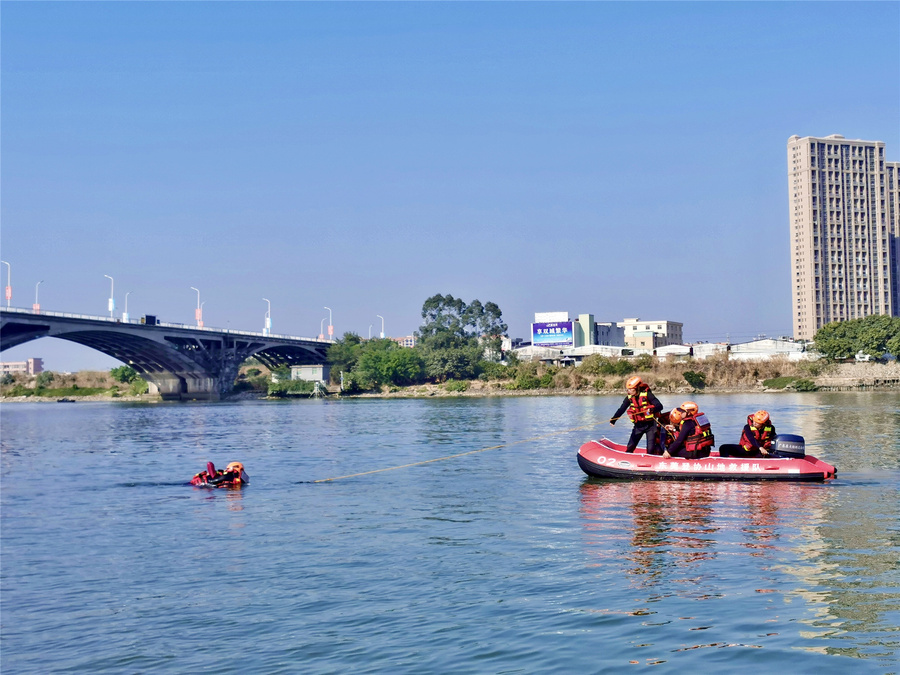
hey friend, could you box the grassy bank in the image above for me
[3,359,897,402]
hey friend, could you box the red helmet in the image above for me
[226,462,244,473]
[669,408,685,425]
[681,401,698,415]
[752,410,770,425]
[625,376,643,390]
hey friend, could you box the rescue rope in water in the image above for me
[313,420,603,483]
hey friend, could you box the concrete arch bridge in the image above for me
[0,308,333,400]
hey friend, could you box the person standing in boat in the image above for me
[720,410,776,458]
[609,376,664,454]
[662,402,715,459]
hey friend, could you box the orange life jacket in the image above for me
[626,387,657,423]
[680,411,715,453]
[740,415,775,451]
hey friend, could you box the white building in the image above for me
[728,338,814,362]
[290,364,330,382]
[617,318,683,349]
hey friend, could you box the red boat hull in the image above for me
[578,438,837,482]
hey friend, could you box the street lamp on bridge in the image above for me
[263,298,271,336]
[324,306,333,338]
[377,314,385,339]
[124,292,132,323]
[1,260,10,308]
[190,287,202,327]
[34,280,44,314]
[104,275,115,317]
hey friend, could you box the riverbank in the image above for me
[2,362,897,403]
[342,361,900,398]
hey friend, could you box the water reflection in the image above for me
[578,474,900,661]
[579,481,720,587]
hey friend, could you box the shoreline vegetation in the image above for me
[3,298,899,403]
[2,360,898,403]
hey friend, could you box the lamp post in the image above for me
[104,274,115,317]
[190,287,202,327]
[123,292,131,323]
[368,324,373,339]
[377,314,385,339]
[34,280,43,313]
[263,298,271,336]
[0,260,10,308]
[324,306,333,338]
[200,301,206,329]
[320,318,326,340]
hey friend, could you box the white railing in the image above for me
[0,306,334,344]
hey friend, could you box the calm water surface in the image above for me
[2,393,899,673]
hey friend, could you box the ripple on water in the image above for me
[1,395,899,673]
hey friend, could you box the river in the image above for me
[1,392,898,673]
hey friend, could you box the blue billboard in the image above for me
[532,321,574,347]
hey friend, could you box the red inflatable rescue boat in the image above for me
[578,436,836,482]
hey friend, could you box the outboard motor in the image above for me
[773,434,805,458]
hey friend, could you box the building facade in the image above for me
[787,134,899,340]
[887,160,900,313]
[0,358,44,376]
[391,335,417,348]
[617,318,683,349]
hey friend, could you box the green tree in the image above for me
[855,315,900,359]
[465,300,508,361]
[683,370,707,389]
[129,378,149,395]
[35,371,55,388]
[110,365,138,383]
[386,347,426,386]
[353,339,423,388]
[327,332,363,382]
[814,315,900,360]
[417,294,508,381]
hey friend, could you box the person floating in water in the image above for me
[190,461,249,487]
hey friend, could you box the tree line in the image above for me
[812,315,900,361]
[327,294,508,391]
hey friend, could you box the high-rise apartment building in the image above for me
[787,134,899,340]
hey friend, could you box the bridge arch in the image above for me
[1,309,332,400]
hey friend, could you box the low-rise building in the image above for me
[290,364,331,382]
[690,343,729,359]
[392,335,417,348]
[0,358,43,376]
[655,344,692,361]
[728,338,813,362]
[618,318,683,349]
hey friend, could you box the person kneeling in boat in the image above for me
[190,461,249,487]
[721,410,776,458]
[661,403,715,459]
[609,376,664,454]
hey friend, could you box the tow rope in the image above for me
[313,421,603,483]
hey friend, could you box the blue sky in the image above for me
[2,2,898,371]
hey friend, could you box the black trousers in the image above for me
[667,446,711,459]
[719,444,765,458]
[626,422,658,454]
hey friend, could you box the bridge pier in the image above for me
[146,374,221,401]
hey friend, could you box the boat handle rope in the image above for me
[313,421,603,483]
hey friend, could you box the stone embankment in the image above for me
[813,362,900,391]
